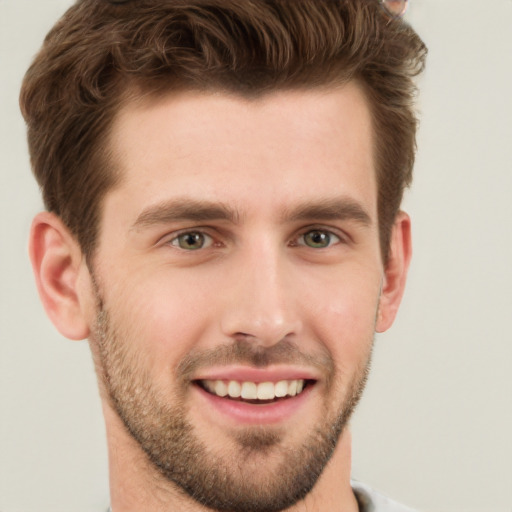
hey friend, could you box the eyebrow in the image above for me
[282,197,372,226]
[131,196,372,231]
[131,199,240,230]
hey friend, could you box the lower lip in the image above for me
[195,384,314,425]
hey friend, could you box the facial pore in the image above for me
[91,287,373,512]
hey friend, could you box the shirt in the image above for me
[351,480,418,512]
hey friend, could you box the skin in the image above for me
[30,82,411,512]
[383,0,408,16]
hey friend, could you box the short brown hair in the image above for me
[20,0,426,261]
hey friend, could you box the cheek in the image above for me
[301,267,380,368]
[101,267,219,381]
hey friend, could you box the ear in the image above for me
[29,211,92,340]
[375,211,412,333]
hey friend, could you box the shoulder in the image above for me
[351,480,419,512]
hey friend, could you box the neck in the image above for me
[104,403,358,512]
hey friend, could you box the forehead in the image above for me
[105,83,377,225]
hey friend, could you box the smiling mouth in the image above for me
[196,379,314,404]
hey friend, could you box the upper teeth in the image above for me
[202,379,305,400]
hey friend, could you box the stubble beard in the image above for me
[91,300,373,512]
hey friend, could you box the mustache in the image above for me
[176,338,334,382]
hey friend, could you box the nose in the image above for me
[219,242,303,347]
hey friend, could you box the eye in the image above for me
[299,229,341,249]
[169,231,213,251]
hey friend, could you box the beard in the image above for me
[90,293,373,512]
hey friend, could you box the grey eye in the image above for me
[170,232,212,251]
[301,230,339,249]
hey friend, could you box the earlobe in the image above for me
[29,211,91,340]
[375,211,412,333]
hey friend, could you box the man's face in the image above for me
[88,83,384,511]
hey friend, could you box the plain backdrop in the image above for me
[1,1,511,511]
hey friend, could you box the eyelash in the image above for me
[168,231,216,250]
[166,227,346,251]
[293,229,343,249]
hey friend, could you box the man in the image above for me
[20,0,426,511]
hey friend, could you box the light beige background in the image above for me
[1,1,511,511]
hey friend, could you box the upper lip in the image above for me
[192,365,319,383]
